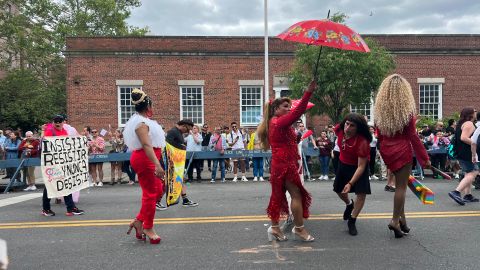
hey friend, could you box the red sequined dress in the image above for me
[267,91,313,222]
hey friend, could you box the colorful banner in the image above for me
[165,143,186,206]
[408,175,435,205]
[41,136,89,198]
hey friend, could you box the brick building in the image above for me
[65,35,480,132]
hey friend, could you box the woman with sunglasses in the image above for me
[333,113,372,236]
[374,74,430,238]
[123,88,165,244]
[257,80,317,242]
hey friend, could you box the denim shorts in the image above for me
[458,159,479,173]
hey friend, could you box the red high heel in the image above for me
[148,236,161,245]
[127,219,145,240]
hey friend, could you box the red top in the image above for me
[334,125,370,166]
[44,126,69,137]
[18,139,40,158]
[377,116,429,172]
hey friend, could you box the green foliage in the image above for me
[0,69,65,131]
[288,12,395,123]
[0,0,147,131]
[415,112,460,130]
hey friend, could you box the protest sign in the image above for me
[165,143,186,206]
[41,136,90,198]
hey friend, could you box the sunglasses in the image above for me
[231,126,237,128]
[92,131,98,133]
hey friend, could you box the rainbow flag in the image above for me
[408,175,435,205]
[165,143,186,206]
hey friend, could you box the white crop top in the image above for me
[123,113,166,150]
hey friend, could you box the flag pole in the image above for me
[264,0,269,102]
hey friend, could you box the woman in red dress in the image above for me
[374,74,430,238]
[257,80,316,242]
[123,88,166,244]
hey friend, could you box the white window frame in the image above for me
[239,84,264,127]
[117,85,141,128]
[418,83,443,120]
[350,97,374,123]
[179,84,204,125]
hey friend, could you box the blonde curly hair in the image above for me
[374,74,416,136]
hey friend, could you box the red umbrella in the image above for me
[277,13,370,78]
[277,19,370,53]
[291,99,315,111]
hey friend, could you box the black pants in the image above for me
[43,188,75,211]
[122,160,136,182]
[369,147,377,176]
[187,159,202,180]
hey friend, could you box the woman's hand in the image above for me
[342,182,352,194]
[306,80,317,93]
[424,160,432,169]
[154,163,165,178]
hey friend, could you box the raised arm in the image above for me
[275,80,316,128]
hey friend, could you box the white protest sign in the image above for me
[41,136,89,198]
[99,129,108,137]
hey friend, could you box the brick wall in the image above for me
[66,35,480,134]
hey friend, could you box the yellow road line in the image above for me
[0,211,478,230]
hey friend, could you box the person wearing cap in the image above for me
[41,115,85,217]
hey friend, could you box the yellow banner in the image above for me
[165,143,186,206]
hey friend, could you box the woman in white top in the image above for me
[185,125,203,182]
[123,88,166,244]
[369,126,379,180]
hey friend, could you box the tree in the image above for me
[289,13,395,123]
[0,0,147,131]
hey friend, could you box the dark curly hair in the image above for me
[339,113,372,143]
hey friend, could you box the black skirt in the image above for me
[333,161,371,194]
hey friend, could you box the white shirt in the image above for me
[227,129,245,150]
[471,125,480,162]
[370,135,377,148]
[186,133,203,151]
[123,113,166,150]
[63,123,79,136]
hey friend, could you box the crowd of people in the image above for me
[1,74,479,244]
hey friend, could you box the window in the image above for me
[117,86,139,127]
[180,86,204,125]
[419,84,442,119]
[240,86,263,126]
[350,102,372,122]
[280,89,291,97]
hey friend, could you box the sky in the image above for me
[127,0,480,36]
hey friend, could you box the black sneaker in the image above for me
[156,202,167,211]
[42,209,55,217]
[448,191,465,205]
[384,185,396,192]
[66,207,84,216]
[343,200,354,220]
[463,194,479,203]
[182,197,199,207]
[347,217,358,236]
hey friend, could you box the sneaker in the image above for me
[66,207,84,216]
[454,173,460,179]
[221,179,226,183]
[232,176,238,182]
[241,176,248,182]
[463,194,479,203]
[182,197,199,207]
[347,217,358,236]
[384,185,396,192]
[307,177,316,182]
[371,175,379,180]
[30,185,37,191]
[448,191,466,205]
[253,177,258,182]
[210,179,215,183]
[156,202,168,211]
[42,209,55,217]
[259,177,265,182]
[97,182,103,187]
[23,186,32,191]
[343,200,354,220]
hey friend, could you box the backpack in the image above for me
[447,134,458,160]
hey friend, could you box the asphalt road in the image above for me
[0,178,479,270]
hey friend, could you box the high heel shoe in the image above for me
[291,225,315,242]
[388,223,405,238]
[267,225,287,242]
[146,235,161,244]
[399,219,410,234]
[127,219,145,240]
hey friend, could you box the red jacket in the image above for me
[18,139,40,158]
[377,116,429,172]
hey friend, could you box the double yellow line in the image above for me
[0,211,478,230]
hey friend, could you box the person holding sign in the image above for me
[257,80,317,242]
[123,88,166,244]
[41,115,85,217]
[374,74,430,238]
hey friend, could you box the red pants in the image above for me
[130,148,164,230]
